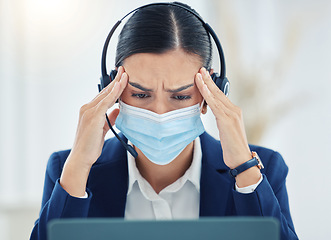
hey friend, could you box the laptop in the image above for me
[48,217,280,240]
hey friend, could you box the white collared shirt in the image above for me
[124,137,263,220]
[124,138,202,220]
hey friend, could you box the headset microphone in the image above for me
[104,113,138,158]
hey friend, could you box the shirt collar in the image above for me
[127,137,202,195]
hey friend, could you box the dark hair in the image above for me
[115,2,212,69]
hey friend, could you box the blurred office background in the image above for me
[0,0,330,239]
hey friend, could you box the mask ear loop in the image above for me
[117,98,122,110]
[199,99,205,113]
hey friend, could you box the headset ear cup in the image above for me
[211,73,230,97]
[109,69,117,82]
[221,77,230,97]
[99,69,117,92]
[99,74,110,92]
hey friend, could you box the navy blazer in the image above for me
[30,132,298,240]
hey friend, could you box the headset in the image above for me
[98,2,230,158]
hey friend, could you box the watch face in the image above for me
[252,151,264,169]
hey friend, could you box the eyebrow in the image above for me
[129,81,194,93]
[128,82,153,92]
[166,83,194,93]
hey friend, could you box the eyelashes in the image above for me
[131,93,150,99]
[131,93,192,101]
[172,95,191,100]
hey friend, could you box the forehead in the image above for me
[122,49,202,88]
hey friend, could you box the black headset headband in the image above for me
[101,2,226,80]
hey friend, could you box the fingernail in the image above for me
[118,66,123,75]
[120,72,127,82]
[203,68,208,76]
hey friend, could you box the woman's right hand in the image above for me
[60,67,128,197]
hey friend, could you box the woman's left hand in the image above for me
[195,68,261,186]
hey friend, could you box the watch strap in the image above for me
[229,157,259,177]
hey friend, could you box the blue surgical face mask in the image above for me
[115,100,205,165]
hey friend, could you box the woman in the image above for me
[30,2,298,240]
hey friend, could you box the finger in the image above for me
[106,72,128,106]
[199,67,233,107]
[195,72,211,102]
[97,72,128,113]
[195,72,222,108]
[196,71,244,126]
[78,67,124,119]
[199,67,223,96]
[195,73,229,117]
[90,66,125,106]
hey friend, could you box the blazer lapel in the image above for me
[199,132,235,217]
[87,132,236,218]
[87,134,129,217]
